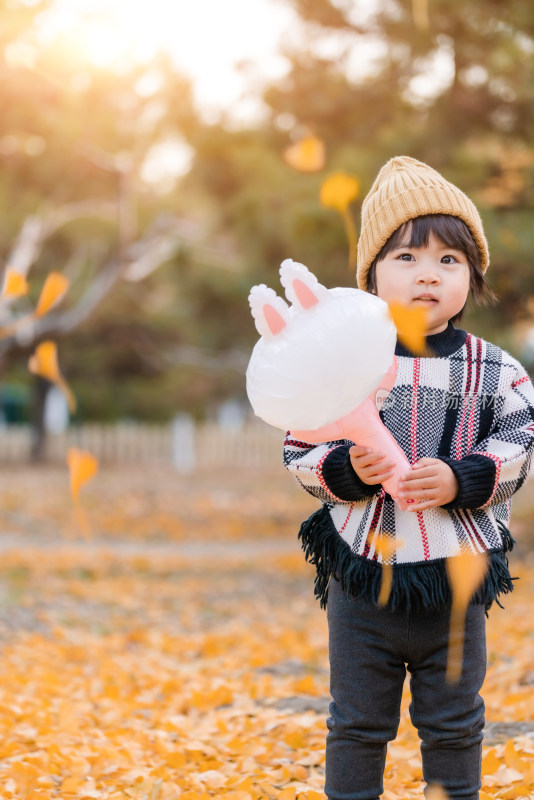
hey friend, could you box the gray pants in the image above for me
[325,578,486,800]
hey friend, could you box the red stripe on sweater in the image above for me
[362,492,384,558]
[466,337,483,452]
[476,451,502,506]
[410,359,421,465]
[512,375,529,388]
[455,334,473,459]
[457,508,486,551]
[338,505,354,537]
[410,359,430,556]
[416,510,430,560]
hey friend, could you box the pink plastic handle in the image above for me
[339,400,411,508]
[290,361,412,508]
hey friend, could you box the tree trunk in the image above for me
[30,377,50,462]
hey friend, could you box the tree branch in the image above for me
[4,201,117,279]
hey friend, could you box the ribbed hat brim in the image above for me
[356,157,489,291]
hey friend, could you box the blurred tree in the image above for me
[262,0,534,336]
[0,0,237,428]
[183,0,534,372]
[3,0,534,432]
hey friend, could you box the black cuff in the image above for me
[321,445,381,502]
[439,454,497,509]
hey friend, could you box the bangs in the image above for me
[382,215,479,266]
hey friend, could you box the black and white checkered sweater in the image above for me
[283,323,534,611]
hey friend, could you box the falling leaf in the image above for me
[446,551,488,608]
[28,341,77,412]
[284,136,326,173]
[388,302,428,355]
[320,172,360,270]
[320,171,359,213]
[67,448,99,503]
[28,340,60,382]
[375,535,404,607]
[446,552,489,682]
[35,272,70,317]
[2,268,29,299]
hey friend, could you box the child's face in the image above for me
[374,231,471,336]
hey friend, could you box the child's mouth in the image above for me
[413,296,438,304]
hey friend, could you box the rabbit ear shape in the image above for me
[279,258,329,310]
[248,284,290,338]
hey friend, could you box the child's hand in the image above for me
[349,445,395,486]
[398,458,458,510]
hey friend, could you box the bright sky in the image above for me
[36,0,297,121]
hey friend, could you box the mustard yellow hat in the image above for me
[356,156,489,291]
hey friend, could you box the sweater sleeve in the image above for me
[441,362,534,510]
[283,434,381,503]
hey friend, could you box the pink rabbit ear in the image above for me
[279,258,329,310]
[248,284,290,338]
[292,278,319,309]
[263,304,287,335]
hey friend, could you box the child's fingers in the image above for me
[349,445,378,462]
[399,469,436,490]
[365,466,395,483]
[350,447,391,468]
[399,479,436,497]
[406,498,438,511]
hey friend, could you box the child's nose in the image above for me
[416,267,440,284]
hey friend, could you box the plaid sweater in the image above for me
[283,323,534,610]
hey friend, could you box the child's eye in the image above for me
[398,253,414,261]
[441,255,458,264]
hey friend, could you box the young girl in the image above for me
[283,156,534,800]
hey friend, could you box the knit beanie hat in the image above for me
[356,156,489,291]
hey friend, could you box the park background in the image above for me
[0,1,533,799]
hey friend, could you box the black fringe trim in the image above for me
[298,505,517,612]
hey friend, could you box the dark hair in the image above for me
[366,214,496,322]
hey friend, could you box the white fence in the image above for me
[0,420,284,471]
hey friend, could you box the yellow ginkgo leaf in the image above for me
[388,302,428,355]
[35,272,70,317]
[446,551,489,682]
[374,534,403,561]
[67,448,99,503]
[2,268,29,299]
[278,787,296,800]
[375,534,404,607]
[28,340,77,412]
[320,171,360,213]
[28,340,60,383]
[446,551,489,608]
[283,135,326,172]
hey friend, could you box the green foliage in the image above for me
[2,0,534,423]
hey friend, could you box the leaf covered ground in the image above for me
[0,464,532,799]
